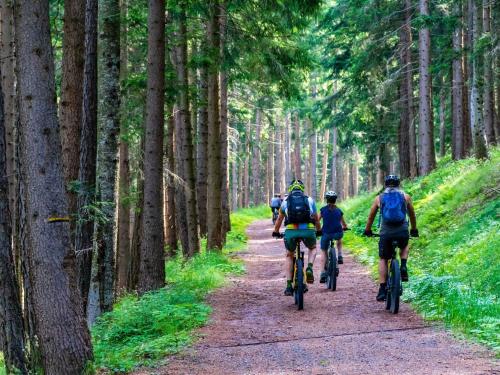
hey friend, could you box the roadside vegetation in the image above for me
[91,206,267,372]
[342,149,500,353]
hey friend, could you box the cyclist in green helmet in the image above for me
[272,179,322,296]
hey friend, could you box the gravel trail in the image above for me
[136,220,499,375]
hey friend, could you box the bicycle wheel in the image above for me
[327,247,337,291]
[389,259,401,314]
[295,258,304,310]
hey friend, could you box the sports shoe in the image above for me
[320,271,327,283]
[284,285,293,296]
[306,266,314,284]
[376,285,387,301]
[400,266,409,282]
[338,255,344,264]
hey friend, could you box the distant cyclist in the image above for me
[272,180,322,296]
[318,191,348,283]
[270,194,283,223]
[364,175,419,302]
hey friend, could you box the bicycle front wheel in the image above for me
[295,258,304,310]
[389,259,401,314]
[327,247,337,291]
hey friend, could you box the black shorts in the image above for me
[378,232,409,259]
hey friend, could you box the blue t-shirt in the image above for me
[320,206,343,234]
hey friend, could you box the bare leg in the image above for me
[307,246,317,265]
[285,251,293,280]
[321,249,328,270]
[400,243,409,260]
[379,258,388,283]
[337,238,343,256]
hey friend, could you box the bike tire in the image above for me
[295,258,304,310]
[389,259,401,314]
[327,247,337,291]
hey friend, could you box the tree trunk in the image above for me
[243,123,250,207]
[206,0,223,250]
[293,112,301,179]
[320,129,330,199]
[74,0,98,310]
[219,0,230,237]
[452,1,466,160]
[251,108,262,205]
[284,113,292,185]
[59,0,85,224]
[470,0,488,158]
[334,130,344,200]
[439,79,447,157]
[116,0,130,294]
[274,117,283,195]
[308,120,317,200]
[331,128,338,197]
[165,107,178,254]
[267,121,274,203]
[87,0,120,323]
[0,0,18,272]
[14,0,93,371]
[463,0,474,154]
[351,146,359,196]
[0,69,27,374]
[196,62,208,236]
[231,158,238,211]
[418,0,436,175]
[482,0,495,145]
[138,0,165,293]
[398,16,411,179]
[238,157,243,208]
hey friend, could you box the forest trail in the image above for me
[137,220,498,375]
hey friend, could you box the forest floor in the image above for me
[134,220,499,375]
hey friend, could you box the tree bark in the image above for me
[482,0,495,145]
[418,0,436,175]
[452,1,466,160]
[74,0,98,310]
[274,117,283,194]
[0,68,27,374]
[308,119,317,200]
[206,0,223,250]
[87,0,120,323]
[293,112,301,179]
[59,0,85,224]
[320,129,330,199]
[398,17,411,179]
[219,0,230,237]
[251,108,262,205]
[470,0,488,158]
[174,2,199,256]
[284,113,292,185]
[165,107,178,254]
[14,0,93,371]
[464,0,474,154]
[333,129,344,200]
[116,0,130,294]
[439,79,447,157]
[196,62,208,236]
[0,0,18,271]
[243,123,250,207]
[267,121,275,203]
[138,0,165,293]
[351,146,359,196]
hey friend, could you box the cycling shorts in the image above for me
[284,229,316,251]
[378,232,409,259]
[320,232,343,250]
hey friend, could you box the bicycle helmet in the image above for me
[325,191,337,203]
[384,174,400,187]
[288,179,305,192]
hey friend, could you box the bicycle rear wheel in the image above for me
[327,247,337,291]
[389,259,401,314]
[295,258,304,310]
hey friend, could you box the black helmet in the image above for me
[325,191,337,203]
[385,175,400,187]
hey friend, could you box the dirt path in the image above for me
[138,220,498,375]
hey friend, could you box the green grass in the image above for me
[0,354,4,375]
[341,148,500,353]
[92,205,267,372]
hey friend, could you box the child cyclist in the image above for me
[319,191,348,283]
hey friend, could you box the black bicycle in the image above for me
[372,234,402,314]
[275,233,306,310]
[272,208,279,224]
[324,229,349,291]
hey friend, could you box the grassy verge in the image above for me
[341,149,500,353]
[92,205,267,372]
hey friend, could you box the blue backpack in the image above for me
[381,190,407,226]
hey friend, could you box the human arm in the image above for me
[364,196,380,235]
[273,210,285,234]
[341,216,348,230]
[405,194,418,236]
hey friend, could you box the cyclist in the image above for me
[272,179,322,296]
[318,191,348,283]
[363,175,419,302]
[270,194,283,222]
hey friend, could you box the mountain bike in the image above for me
[325,229,349,291]
[372,234,402,314]
[276,233,306,310]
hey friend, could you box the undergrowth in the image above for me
[91,205,267,373]
[342,148,500,353]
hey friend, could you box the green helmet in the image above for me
[288,179,305,193]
